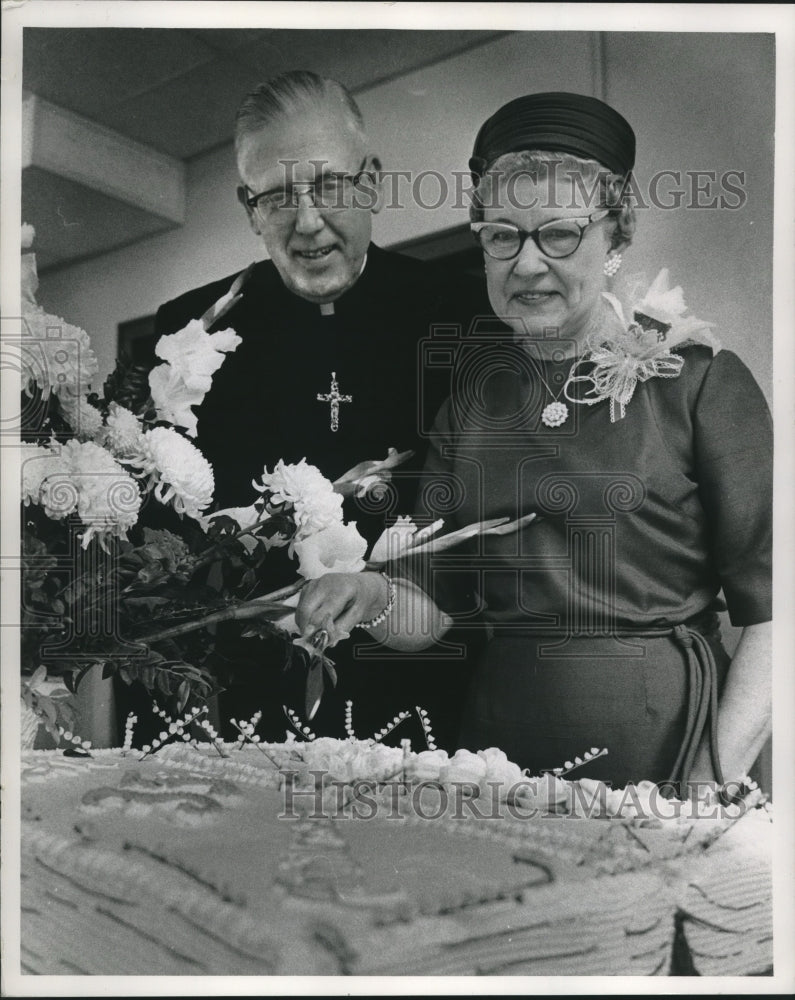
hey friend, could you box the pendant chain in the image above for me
[530,357,571,428]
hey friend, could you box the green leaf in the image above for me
[176,679,190,713]
[30,664,47,687]
[305,660,324,721]
[137,565,167,586]
[322,656,337,689]
[123,596,170,610]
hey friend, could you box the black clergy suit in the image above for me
[150,243,490,746]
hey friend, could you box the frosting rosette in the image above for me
[477,747,525,789]
[440,749,488,788]
[300,737,402,782]
[409,750,449,782]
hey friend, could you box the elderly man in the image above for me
[152,71,488,744]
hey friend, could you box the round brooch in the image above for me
[541,401,569,428]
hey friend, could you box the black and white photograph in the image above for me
[1,1,793,994]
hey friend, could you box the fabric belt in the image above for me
[612,620,724,792]
[488,612,725,792]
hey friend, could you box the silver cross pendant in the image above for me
[316,371,352,432]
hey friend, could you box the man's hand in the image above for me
[296,572,390,647]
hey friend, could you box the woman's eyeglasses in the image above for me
[471,210,609,260]
[245,159,374,221]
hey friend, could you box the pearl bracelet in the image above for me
[355,572,396,630]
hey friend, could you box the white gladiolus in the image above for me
[292,521,367,579]
[368,515,444,564]
[148,363,206,438]
[148,320,240,437]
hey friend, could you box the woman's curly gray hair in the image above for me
[470,150,636,251]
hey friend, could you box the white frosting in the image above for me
[20,739,773,976]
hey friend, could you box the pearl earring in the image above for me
[604,252,622,278]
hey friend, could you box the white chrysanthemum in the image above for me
[21,443,68,507]
[59,394,104,441]
[131,426,214,520]
[67,441,141,547]
[148,320,241,437]
[23,439,141,548]
[21,306,99,399]
[99,402,146,457]
[253,458,342,539]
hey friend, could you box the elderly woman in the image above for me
[296,93,772,790]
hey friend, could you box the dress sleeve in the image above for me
[400,400,481,618]
[693,350,772,626]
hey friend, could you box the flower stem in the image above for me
[189,522,274,572]
[136,580,304,643]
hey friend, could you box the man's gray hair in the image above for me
[234,70,366,154]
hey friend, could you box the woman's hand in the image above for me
[689,620,772,785]
[295,572,390,648]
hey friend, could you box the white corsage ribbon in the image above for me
[563,268,718,422]
[565,343,684,422]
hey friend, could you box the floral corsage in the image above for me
[564,269,721,421]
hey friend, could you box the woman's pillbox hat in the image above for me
[470,92,636,182]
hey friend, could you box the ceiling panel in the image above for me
[233,30,503,93]
[185,28,277,53]
[20,27,505,270]
[22,166,179,271]
[88,54,269,159]
[23,28,219,118]
[23,28,504,160]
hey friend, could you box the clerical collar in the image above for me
[316,252,368,317]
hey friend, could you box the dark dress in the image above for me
[140,244,491,747]
[413,334,772,785]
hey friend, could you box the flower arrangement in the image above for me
[18,228,535,742]
[19,229,246,738]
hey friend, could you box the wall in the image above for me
[37,30,774,402]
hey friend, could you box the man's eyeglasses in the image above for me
[471,210,609,261]
[245,159,374,220]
